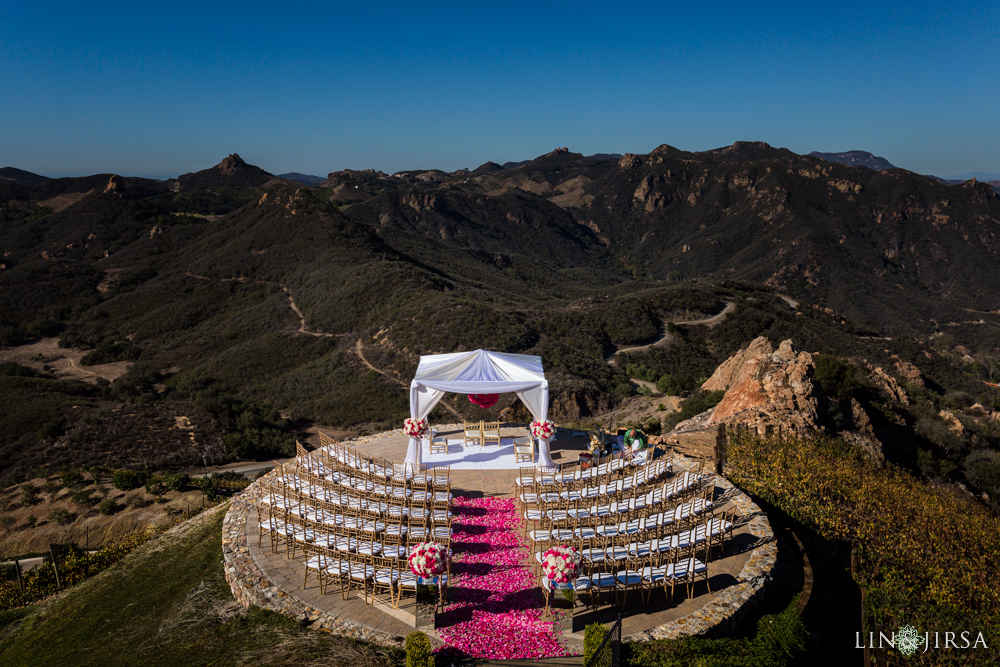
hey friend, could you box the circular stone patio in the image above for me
[222,425,778,655]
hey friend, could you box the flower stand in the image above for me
[415,577,443,631]
[543,580,580,634]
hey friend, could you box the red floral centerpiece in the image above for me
[468,393,499,409]
[530,419,556,439]
[408,540,449,580]
[404,417,430,438]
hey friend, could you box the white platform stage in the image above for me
[419,438,529,470]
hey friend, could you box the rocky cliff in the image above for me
[699,337,822,432]
[677,336,919,463]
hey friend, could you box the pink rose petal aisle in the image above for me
[435,496,566,660]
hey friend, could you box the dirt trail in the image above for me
[354,339,463,421]
[184,272,338,338]
[0,338,130,384]
[778,294,798,309]
[607,301,736,364]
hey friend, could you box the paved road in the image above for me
[186,460,288,480]
[2,551,99,573]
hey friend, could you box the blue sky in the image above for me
[1,1,997,178]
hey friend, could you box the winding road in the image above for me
[606,301,736,364]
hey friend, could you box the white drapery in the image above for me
[404,349,554,467]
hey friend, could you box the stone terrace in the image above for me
[222,426,777,653]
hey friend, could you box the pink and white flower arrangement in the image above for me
[530,419,556,439]
[404,417,430,438]
[408,540,448,579]
[541,545,581,585]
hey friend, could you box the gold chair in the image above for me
[514,436,534,463]
[464,420,484,447]
[482,421,501,447]
[429,433,449,455]
[371,555,400,607]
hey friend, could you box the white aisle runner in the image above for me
[420,437,524,469]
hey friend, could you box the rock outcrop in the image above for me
[619,154,641,170]
[841,399,885,462]
[103,174,123,196]
[865,364,910,405]
[891,357,925,386]
[683,336,918,463]
[702,336,774,392]
[402,193,441,212]
[218,153,249,175]
[696,337,821,433]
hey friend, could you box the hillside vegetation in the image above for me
[727,428,1000,664]
[0,503,404,667]
[0,146,997,484]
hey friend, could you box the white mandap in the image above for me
[404,349,555,468]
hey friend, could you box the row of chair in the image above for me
[548,539,713,612]
[303,545,447,611]
[257,439,454,611]
[519,457,675,508]
[462,420,502,447]
[520,468,701,539]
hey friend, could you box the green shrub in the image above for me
[60,468,84,488]
[198,477,219,501]
[26,514,36,529]
[20,484,39,506]
[98,498,119,515]
[37,418,66,439]
[812,354,858,399]
[965,449,1000,501]
[0,515,15,533]
[656,373,696,396]
[164,472,190,492]
[405,631,433,667]
[144,476,167,496]
[71,490,94,506]
[112,469,150,491]
[0,362,34,377]
[584,622,609,666]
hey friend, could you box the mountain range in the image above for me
[1,142,998,479]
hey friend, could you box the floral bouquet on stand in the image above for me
[542,545,582,601]
[404,417,430,438]
[530,419,556,440]
[408,541,449,582]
